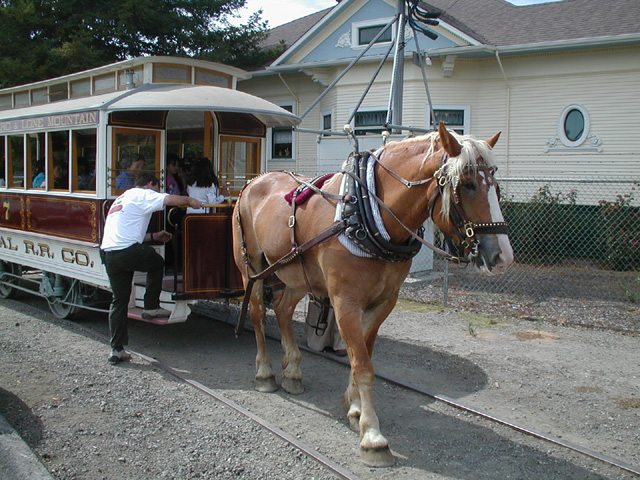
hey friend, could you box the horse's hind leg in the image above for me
[272,287,306,394]
[249,279,278,392]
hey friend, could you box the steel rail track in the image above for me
[226,314,640,477]
[46,314,361,480]
[21,300,640,478]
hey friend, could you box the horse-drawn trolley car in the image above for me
[0,56,298,322]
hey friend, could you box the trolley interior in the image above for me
[0,56,299,322]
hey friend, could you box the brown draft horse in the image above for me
[232,122,514,467]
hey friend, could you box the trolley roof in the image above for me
[0,83,299,129]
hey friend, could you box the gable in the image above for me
[273,0,472,68]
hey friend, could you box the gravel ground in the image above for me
[0,298,337,480]
[0,269,639,480]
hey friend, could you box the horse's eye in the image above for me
[462,181,477,191]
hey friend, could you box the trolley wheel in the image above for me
[45,274,81,319]
[0,261,21,299]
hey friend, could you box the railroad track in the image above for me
[27,300,640,479]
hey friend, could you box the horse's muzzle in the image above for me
[475,234,514,275]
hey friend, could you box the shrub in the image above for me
[598,183,640,271]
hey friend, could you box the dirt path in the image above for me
[0,294,638,479]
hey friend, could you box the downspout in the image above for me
[494,49,511,179]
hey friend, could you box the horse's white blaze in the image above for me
[487,183,514,272]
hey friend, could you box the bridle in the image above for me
[374,150,509,263]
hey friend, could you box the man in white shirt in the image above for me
[101,173,202,364]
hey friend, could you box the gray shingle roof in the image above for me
[423,0,640,46]
[264,0,640,52]
[262,8,333,50]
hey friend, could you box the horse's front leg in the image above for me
[249,280,278,392]
[334,299,396,467]
[272,287,306,394]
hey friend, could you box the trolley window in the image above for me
[219,136,260,195]
[48,131,69,191]
[111,128,161,195]
[73,128,97,192]
[28,132,46,189]
[0,137,5,188]
[8,135,24,188]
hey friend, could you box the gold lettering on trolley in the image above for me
[2,201,10,221]
[23,240,36,255]
[61,248,93,267]
[61,248,75,263]
[0,236,18,250]
[22,240,54,258]
[38,243,52,258]
[0,111,98,133]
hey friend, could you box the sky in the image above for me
[233,0,563,28]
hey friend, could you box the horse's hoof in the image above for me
[360,446,395,467]
[281,377,304,395]
[347,414,360,432]
[255,376,278,392]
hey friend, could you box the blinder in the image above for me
[434,154,508,259]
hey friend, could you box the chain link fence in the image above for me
[290,163,639,307]
[413,177,640,305]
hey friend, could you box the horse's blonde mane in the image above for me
[407,130,497,218]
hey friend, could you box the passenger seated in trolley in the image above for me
[32,158,45,188]
[77,156,96,191]
[165,153,183,195]
[186,157,229,214]
[116,154,145,190]
[52,161,68,190]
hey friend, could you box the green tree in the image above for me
[0,0,278,87]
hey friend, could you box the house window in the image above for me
[359,25,392,45]
[558,105,589,147]
[428,105,470,134]
[322,113,332,136]
[352,19,394,47]
[271,105,294,159]
[353,109,387,135]
[272,128,292,158]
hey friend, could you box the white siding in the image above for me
[239,46,640,190]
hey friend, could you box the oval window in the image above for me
[564,109,584,142]
[558,105,589,147]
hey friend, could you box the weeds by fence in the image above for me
[412,177,640,304]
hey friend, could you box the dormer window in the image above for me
[352,18,394,48]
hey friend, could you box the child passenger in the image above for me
[186,157,229,214]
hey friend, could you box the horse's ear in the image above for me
[485,131,502,149]
[438,121,462,157]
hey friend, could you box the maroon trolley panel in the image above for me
[0,194,103,243]
[183,211,243,299]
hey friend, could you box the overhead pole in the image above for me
[387,0,406,134]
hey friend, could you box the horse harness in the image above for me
[433,154,509,259]
[234,149,508,334]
